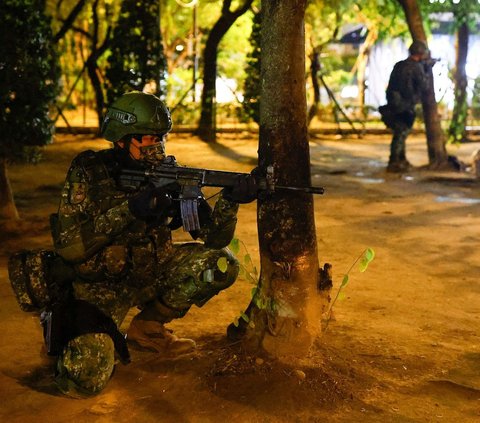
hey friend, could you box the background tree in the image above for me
[242,5,261,125]
[0,0,59,220]
[236,0,330,358]
[196,0,253,142]
[305,1,343,126]
[396,0,450,169]
[82,0,112,128]
[52,0,88,43]
[449,9,469,143]
[424,0,480,144]
[105,0,167,105]
[51,0,113,129]
[351,0,407,118]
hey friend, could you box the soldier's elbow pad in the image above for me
[204,220,237,249]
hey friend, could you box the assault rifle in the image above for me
[119,155,324,232]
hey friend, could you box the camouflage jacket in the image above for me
[386,57,428,113]
[51,149,239,281]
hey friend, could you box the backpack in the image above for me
[8,249,75,312]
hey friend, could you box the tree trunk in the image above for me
[448,19,469,143]
[0,158,19,220]
[196,0,253,142]
[86,57,105,131]
[88,0,106,131]
[307,50,321,126]
[354,29,377,119]
[242,0,329,359]
[397,0,449,169]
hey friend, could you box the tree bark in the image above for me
[448,19,469,143]
[242,0,329,359]
[0,158,19,220]
[397,0,449,168]
[196,0,253,142]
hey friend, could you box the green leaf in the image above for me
[251,287,258,298]
[229,238,240,255]
[338,291,346,301]
[244,253,253,267]
[240,312,250,323]
[253,296,265,309]
[359,248,375,273]
[245,272,258,285]
[238,265,246,278]
[341,274,349,287]
[365,247,375,261]
[217,257,228,273]
[232,317,239,327]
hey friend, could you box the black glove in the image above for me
[128,187,172,220]
[223,172,258,204]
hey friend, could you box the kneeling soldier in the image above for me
[12,91,256,396]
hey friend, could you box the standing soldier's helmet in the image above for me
[408,40,428,57]
[101,91,172,142]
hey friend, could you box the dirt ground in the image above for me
[0,131,479,423]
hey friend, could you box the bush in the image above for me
[0,0,59,159]
[105,0,167,105]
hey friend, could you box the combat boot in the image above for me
[387,160,412,173]
[127,319,196,355]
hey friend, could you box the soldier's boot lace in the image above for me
[127,319,196,355]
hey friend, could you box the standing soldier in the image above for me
[379,40,430,172]
[26,92,257,396]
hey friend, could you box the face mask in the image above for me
[138,141,166,163]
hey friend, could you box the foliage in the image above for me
[305,0,407,114]
[322,248,375,330]
[105,0,167,104]
[242,6,261,124]
[422,0,480,31]
[218,10,253,97]
[0,0,60,159]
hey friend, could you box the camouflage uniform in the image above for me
[51,148,240,395]
[381,57,428,170]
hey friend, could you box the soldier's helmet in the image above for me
[409,40,428,57]
[101,91,172,142]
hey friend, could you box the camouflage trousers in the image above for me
[389,125,412,164]
[55,242,239,396]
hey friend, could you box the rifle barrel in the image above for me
[275,185,325,195]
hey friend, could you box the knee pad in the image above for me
[55,333,115,396]
[202,258,239,290]
[162,249,239,309]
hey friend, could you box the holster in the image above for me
[41,299,130,364]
